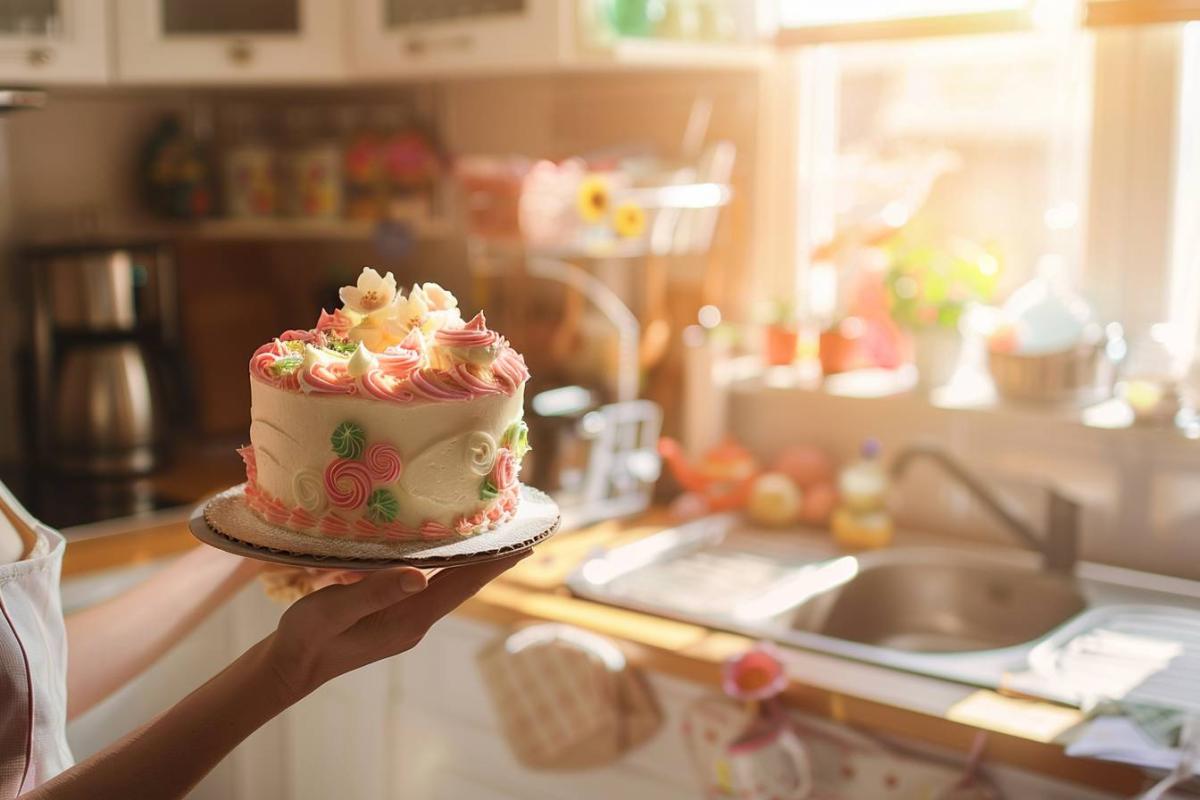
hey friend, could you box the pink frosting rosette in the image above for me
[316,308,355,337]
[491,449,518,492]
[324,458,372,509]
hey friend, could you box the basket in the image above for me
[987,339,1105,405]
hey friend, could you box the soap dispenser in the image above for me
[831,438,894,550]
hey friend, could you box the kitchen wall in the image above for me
[0,70,762,449]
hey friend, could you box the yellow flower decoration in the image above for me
[576,174,610,223]
[612,201,646,239]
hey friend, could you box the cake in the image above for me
[239,268,530,544]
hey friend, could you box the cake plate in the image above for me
[190,483,560,570]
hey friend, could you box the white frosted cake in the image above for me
[239,268,530,542]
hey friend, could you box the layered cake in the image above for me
[239,268,530,543]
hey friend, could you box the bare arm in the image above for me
[27,554,524,800]
[64,546,263,719]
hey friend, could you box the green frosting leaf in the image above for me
[324,337,358,356]
[501,420,530,461]
[330,421,366,459]
[480,478,499,500]
[366,488,399,524]
[270,354,303,376]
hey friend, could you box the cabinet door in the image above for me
[349,0,564,79]
[0,0,108,84]
[114,0,346,84]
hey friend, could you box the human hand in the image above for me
[258,564,371,603]
[263,552,529,702]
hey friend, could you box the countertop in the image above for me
[58,458,1146,794]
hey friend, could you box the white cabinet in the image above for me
[349,0,565,78]
[0,0,109,84]
[113,0,347,84]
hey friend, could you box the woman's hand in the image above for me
[264,552,528,703]
[258,564,370,602]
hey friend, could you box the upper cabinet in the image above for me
[0,0,109,84]
[113,0,347,84]
[349,0,564,78]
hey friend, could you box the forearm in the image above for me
[26,636,293,800]
[65,546,261,719]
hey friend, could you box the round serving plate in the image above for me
[189,483,560,570]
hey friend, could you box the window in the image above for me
[775,4,1200,401]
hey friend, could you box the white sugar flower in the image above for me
[409,282,462,335]
[418,282,458,312]
[339,268,397,316]
[392,289,429,331]
[348,314,404,352]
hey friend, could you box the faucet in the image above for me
[890,445,1079,575]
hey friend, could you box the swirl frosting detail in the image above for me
[292,469,327,513]
[465,431,497,476]
[324,458,372,509]
[299,361,357,395]
[435,311,499,349]
[364,443,404,483]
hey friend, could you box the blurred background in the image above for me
[3,1,1200,798]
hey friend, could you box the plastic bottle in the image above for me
[831,438,894,549]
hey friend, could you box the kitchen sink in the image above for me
[786,551,1087,653]
[567,514,1200,696]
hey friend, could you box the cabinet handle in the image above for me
[404,34,473,57]
[227,39,255,65]
[27,47,52,67]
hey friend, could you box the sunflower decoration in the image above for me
[612,201,646,239]
[576,174,610,223]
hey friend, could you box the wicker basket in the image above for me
[987,339,1106,404]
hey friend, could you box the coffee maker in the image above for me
[26,240,182,479]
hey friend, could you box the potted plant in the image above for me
[884,238,1000,388]
[762,298,800,366]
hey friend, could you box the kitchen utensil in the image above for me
[191,483,559,569]
[52,342,164,475]
[26,240,182,477]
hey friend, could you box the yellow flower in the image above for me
[576,175,610,223]
[612,202,646,238]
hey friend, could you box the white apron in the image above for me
[0,485,73,797]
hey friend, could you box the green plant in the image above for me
[885,238,1001,331]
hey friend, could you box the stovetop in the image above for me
[0,466,188,531]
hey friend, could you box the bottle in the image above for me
[831,438,894,549]
[222,104,277,219]
[338,106,384,222]
[284,107,342,220]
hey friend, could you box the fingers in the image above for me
[349,551,529,645]
[306,569,368,591]
[290,566,428,634]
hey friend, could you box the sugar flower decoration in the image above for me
[722,643,787,702]
[417,282,457,312]
[348,314,403,353]
[339,268,397,316]
[392,289,429,331]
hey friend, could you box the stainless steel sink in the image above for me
[567,514,1200,695]
[786,551,1086,653]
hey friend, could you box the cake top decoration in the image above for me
[250,268,529,402]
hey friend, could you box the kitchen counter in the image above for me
[61,502,1146,794]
